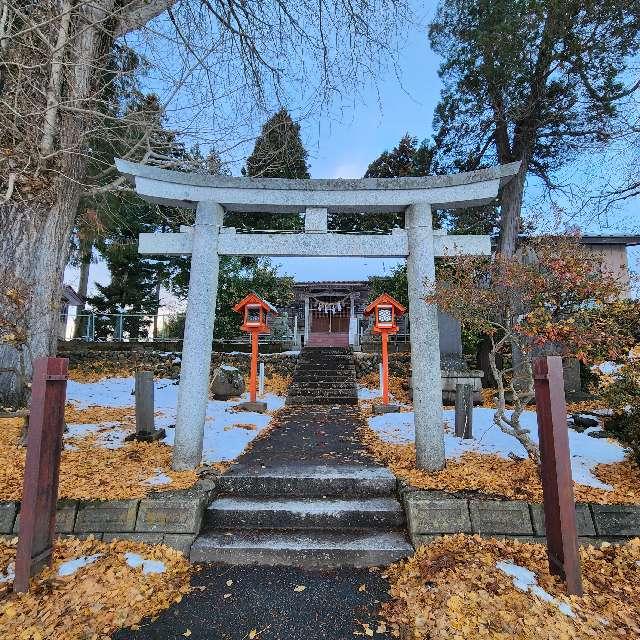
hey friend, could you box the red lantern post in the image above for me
[364,293,406,414]
[233,293,276,412]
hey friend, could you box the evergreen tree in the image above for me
[232,108,310,231]
[429,0,640,255]
[245,108,310,179]
[87,194,180,340]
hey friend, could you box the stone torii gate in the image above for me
[116,158,520,472]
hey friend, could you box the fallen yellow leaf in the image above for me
[293,585,306,592]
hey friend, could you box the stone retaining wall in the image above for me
[0,480,215,555]
[403,489,640,548]
[63,349,299,380]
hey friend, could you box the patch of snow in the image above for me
[172,357,181,364]
[66,378,285,464]
[124,552,166,574]
[279,350,301,356]
[496,560,574,617]
[593,361,621,375]
[0,562,14,584]
[220,364,239,372]
[64,422,130,450]
[57,554,102,577]
[358,386,382,400]
[143,469,172,486]
[368,407,627,490]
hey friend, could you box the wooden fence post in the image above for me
[533,356,583,596]
[454,383,473,438]
[13,357,68,593]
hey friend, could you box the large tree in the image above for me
[0,0,409,404]
[429,0,640,256]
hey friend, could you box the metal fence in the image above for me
[60,311,297,344]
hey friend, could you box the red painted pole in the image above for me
[14,357,68,593]
[249,330,258,402]
[533,356,583,596]
[381,331,389,405]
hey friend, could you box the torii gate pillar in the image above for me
[173,202,223,470]
[406,203,444,471]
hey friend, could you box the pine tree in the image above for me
[245,108,310,179]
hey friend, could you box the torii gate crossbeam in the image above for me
[115,158,520,472]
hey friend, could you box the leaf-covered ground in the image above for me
[0,536,192,639]
[380,534,640,640]
[0,412,198,501]
[359,422,640,504]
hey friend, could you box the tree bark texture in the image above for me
[0,1,117,405]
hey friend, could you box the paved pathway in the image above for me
[113,564,394,640]
[116,404,400,639]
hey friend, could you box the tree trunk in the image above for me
[497,157,528,257]
[73,235,93,338]
[0,1,116,405]
[0,186,80,404]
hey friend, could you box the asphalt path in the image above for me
[114,563,395,640]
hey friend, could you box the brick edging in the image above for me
[401,485,640,548]
[0,478,216,555]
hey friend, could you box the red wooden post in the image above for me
[249,330,258,402]
[14,357,68,593]
[381,331,390,405]
[533,355,583,596]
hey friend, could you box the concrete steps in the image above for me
[190,529,412,568]
[286,346,358,406]
[205,497,404,530]
[217,464,397,498]
[191,463,412,568]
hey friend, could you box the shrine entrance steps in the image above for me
[190,406,413,568]
[307,331,349,347]
[286,346,358,406]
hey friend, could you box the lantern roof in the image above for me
[233,292,278,314]
[363,293,406,317]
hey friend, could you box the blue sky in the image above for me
[65,1,638,303]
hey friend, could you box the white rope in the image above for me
[310,294,351,314]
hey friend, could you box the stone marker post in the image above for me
[454,383,473,439]
[406,203,445,471]
[127,371,165,442]
[173,202,224,470]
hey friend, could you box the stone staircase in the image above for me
[190,464,413,568]
[286,347,358,406]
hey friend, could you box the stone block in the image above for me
[591,505,640,537]
[75,500,139,533]
[163,533,197,555]
[136,492,205,534]
[530,503,596,537]
[236,401,267,413]
[0,503,17,534]
[13,500,78,534]
[61,533,103,541]
[469,500,533,535]
[405,494,471,534]
[373,404,401,415]
[102,532,164,545]
[410,533,441,548]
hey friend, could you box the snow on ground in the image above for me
[124,552,166,574]
[358,386,382,400]
[57,554,102,577]
[368,407,627,490]
[143,469,173,486]
[496,560,574,617]
[0,562,14,584]
[66,378,285,465]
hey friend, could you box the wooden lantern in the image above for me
[233,293,277,403]
[364,293,406,405]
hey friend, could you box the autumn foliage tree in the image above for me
[427,235,638,464]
